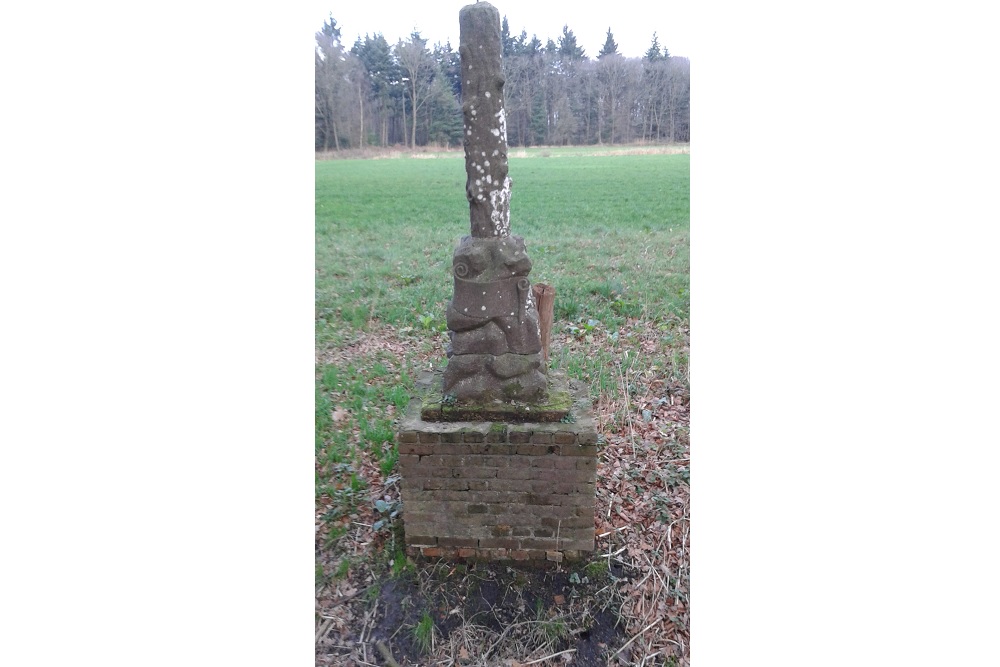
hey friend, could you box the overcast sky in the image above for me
[311,1,694,60]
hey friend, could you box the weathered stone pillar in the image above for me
[443,2,545,403]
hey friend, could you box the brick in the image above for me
[491,524,512,537]
[526,492,560,506]
[469,443,514,455]
[553,432,576,445]
[422,478,454,490]
[478,538,519,549]
[510,550,530,561]
[456,467,498,479]
[496,467,535,481]
[532,481,575,495]
[483,548,509,559]
[418,432,441,444]
[550,456,578,470]
[426,490,472,502]
[485,425,507,442]
[463,431,485,443]
[398,431,418,444]
[440,431,464,443]
[440,536,478,548]
[561,445,598,457]
[420,547,443,558]
[526,550,547,561]
[515,444,547,456]
[458,547,477,558]
[399,443,433,456]
[561,538,595,551]
[508,431,531,444]
[534,528,553,538]
[512,525,532,537]
[546,550,564,563]
[529,432,553,444]
[405,535,438,546]
[467,503,488,514]
[577,431,598,445]
[519,538,559,550]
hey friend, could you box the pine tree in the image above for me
[645,32,664,62]
[557,25,586,60]
[597,28,618,59]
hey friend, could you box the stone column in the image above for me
[443,2,545,403]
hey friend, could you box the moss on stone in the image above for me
[419,374,574,423]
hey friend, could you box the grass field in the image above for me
[315,148,690,666]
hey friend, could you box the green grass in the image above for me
[413,610,434,653]
[315,146,689,555]
[316,151,689,343]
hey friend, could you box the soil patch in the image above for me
[329,558,632,666]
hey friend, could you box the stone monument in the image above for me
[442,1,546,404]
[397,2,598,563]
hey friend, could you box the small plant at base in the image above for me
[372,497,401,532]
[390,546,412,576]
[413,611,434,653]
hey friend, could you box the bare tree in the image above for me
[395,32,434,148]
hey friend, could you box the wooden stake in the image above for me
[532,283,555,364]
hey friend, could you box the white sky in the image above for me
[311,0,694,59]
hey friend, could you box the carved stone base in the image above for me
[422,368,572,422]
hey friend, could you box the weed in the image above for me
[413,611,434,653]
[584,560,608,581]
[391,546,413,576]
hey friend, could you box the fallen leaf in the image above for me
[554,594,565,605]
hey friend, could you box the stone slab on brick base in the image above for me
[398,371,598,562]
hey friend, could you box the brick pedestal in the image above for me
[397,372,598,562]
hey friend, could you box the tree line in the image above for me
[315,16,689,151]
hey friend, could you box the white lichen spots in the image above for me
[475,179,482,187]
[467,130,472,135]
[491,128,500,137]
[481,305,486,311]
[464,307,468,312]
[496,107,509,144]
[484,160,490,167]
[492,150,499,156]
[510,312,515,317]
[481,151,486,157]
[482,291,486,295]
[488,174,513,237]
[471,109,477,116]
[486,174,492,184]
[466,80,471,85]
[485,91,491,98]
